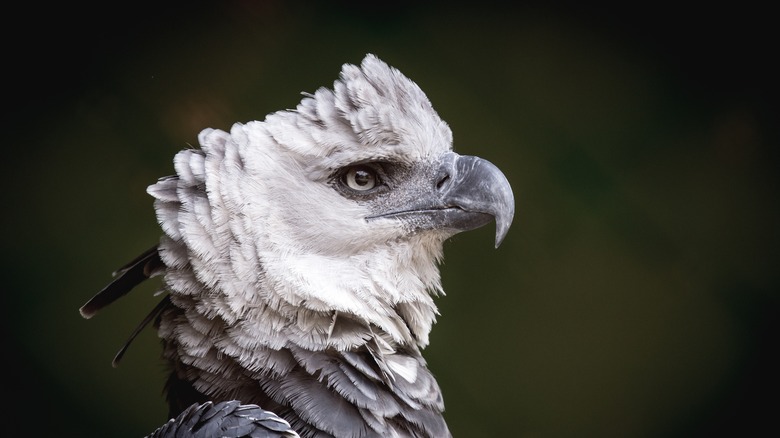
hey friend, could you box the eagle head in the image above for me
[147,54,514,354]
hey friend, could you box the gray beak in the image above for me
[369,151,515,247]
[434,152,515,247]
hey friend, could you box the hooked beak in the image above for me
[370,151,515,247]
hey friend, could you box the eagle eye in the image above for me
[342,165,379,191]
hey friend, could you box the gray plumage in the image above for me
[81,54,514,438]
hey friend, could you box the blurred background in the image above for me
[5,2,777,437]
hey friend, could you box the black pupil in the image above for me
[354,168,372,186]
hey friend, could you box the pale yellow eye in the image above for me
[344,166,377,191]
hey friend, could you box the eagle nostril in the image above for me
[436,173,450,191]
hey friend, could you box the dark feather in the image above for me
[112,295,172,367]
[79,245,163,319]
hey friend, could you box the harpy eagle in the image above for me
[81,54,514,438]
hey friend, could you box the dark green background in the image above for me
[5,2,777,437]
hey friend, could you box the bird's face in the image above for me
[244,56,514,261]
[240,126,514,267]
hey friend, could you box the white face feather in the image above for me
[149,54,454,361]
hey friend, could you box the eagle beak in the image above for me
[367,151,515,246]
[435,152,515,247]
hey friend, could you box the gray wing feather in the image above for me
[146,400,300,438]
